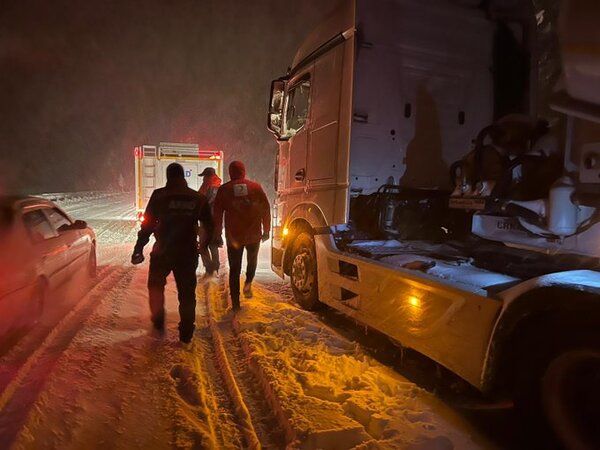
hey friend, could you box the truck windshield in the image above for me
[284,79,310,138]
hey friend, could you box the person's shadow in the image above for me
[400,85,449,189]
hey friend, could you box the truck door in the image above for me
[307,45,343,185]
[271,74,311,275]
[284,74,312,190]
[306,44,345,223]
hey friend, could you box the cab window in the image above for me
[284,78,311,138]
[23,210,57,241]
[45,207,72,231]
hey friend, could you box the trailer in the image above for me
[267,1,600,447]
[134,142,223,220]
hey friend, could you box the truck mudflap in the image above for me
[312,233,503,389]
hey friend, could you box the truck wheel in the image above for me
[514,332,600,449]
[541,348,600,449]
[290,232,321,311]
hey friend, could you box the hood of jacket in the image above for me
[228,161,246,180]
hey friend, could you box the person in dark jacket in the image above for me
[131,163,213,343]
[213,161,270,310]
[198,167,222,277]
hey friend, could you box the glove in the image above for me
[261,231,270,243]
[131,252,145,265]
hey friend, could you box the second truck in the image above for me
[134,142,223,220]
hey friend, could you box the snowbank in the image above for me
[231,285,487,449]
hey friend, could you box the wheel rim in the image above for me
[542,349,600,450]
[291,247,314,295]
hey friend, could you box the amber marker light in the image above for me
[408,295,421,308]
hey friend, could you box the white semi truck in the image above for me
[268,0,599,447]
[134,142,223,220]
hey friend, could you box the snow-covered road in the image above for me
[0,193,504,449]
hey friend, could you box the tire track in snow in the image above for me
[202,275,286,449]
[173,330,243,449]
[17,267,185,449]
[0,266,114,400]
[0,267,130,446]
[11,265,226,450]
[0,264,115,397]
[11,268,139,449]
[203,282,261,449]
[164,276,247,449]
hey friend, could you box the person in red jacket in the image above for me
[213,161,270,310]
[198,167,222,277]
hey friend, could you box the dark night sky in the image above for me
[0,0,339,195]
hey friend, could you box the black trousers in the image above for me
[227,242,260,308]
[148,253,198,337]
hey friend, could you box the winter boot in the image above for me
[179,323,195,344]
[243,282,253,299]
[231,295,241,311]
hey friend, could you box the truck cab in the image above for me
[268,1,600,447]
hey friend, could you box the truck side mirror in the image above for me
[268,78,286,137]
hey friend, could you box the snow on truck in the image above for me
[268,0,599,446]
[134,142,223,220]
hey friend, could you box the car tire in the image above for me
[87,246,97,279]
[289,232,322,311]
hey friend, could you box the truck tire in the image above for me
[541,347,600,450]
[289,232,321,311]
[514,331,600,449]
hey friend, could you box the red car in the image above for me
[0,196,96,337]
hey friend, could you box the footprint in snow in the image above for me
[169,364,203,406]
